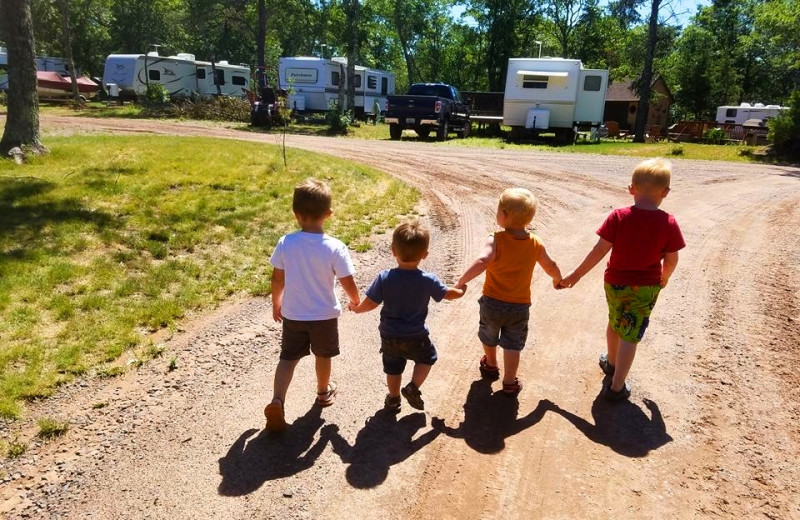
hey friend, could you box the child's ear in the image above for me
[422,250,429,260]
[628,184,636,195]
[662,186,671,198]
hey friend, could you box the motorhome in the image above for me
[102,52,250,100]
[715,103,788,125]
[503,57,609,141]
[278,56,395,116]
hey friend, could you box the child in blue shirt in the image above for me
[349,219,465,411]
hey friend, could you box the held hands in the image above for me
[347,299,360,312]
[557,272,580,290]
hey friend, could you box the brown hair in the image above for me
[631,158,672,191]
[293,178,332,219]
[392,219,430,262]
[498,187,537,227]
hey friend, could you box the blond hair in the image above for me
[293,178,332,219]
[631,158,672,191]
[392,219,430,262]
[498,188,537,227]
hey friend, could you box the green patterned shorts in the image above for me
[604,283,661,343]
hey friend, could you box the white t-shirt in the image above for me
[269,231,355,321]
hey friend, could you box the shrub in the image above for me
[145,83,170,105]
[0,91,7,106]
[669,145,684,156]
[37,418,70,439]
[141,96,250,122]
[737,147,754,157]
[325,102,352,135]
[768,90,800,159]
[702,128,726,145]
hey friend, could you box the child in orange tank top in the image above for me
[455,188,563,396]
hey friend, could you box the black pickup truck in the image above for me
[385,83,471,140]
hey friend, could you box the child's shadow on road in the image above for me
[432,379,550,454]
[325,409,439,489]
[547,387,673,457]
[217,405,330,496]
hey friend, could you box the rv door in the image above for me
[574,70,609,125]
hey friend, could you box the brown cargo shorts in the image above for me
[280,318,340,360]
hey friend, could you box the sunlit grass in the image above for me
[0,135,417,418]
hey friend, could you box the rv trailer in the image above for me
[503,58,609,142]
[715,103,789,125]
[102,52,250,100]
[331,57,395,117]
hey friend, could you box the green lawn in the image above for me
[0,135,417,418]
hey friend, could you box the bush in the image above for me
[325,102,352,135]
[145,83,170,105]
[669,145,684,156]
[768,90,800,159]
[0,91,7,106]
[141,96,251,122]
[702,128,726,144]
[738,147,754,157]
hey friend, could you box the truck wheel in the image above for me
[437,120,449,141]
[458,122,471,139]
[389,124,402,140]
[415,127,431,139]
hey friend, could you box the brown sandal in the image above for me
[479,355,500,380]
[264,398,286,432]
[316,382,338,407]
[502,377,522,397]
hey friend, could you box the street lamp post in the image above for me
[534,40,542,58]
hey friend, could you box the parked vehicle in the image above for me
[715,103,788,125]
[385,83,471,140]
[1,48,98,100]
[277,56,395,117]
[102,52,250,100]
[503,58,609,143]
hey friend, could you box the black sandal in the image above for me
[479,355,500,380]
[502,377,522,396]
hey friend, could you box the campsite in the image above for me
[1,1,800,519]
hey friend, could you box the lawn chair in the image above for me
[604,121,620,139]
[648,125,662,142]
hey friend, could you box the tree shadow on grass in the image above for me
[432,379,551,455]
[325,409,440,489]
[547,384,673,458]
[217,405,330,496]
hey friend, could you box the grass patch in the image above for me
[6,438,27,458]
[37,417,70,439]
[0,135,417,418]
[92,401,108,409]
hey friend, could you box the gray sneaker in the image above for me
[401,382,425,410]
[598,354,615,376]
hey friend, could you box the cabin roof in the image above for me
[606,77,672,102]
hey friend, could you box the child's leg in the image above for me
[315,355,333,394]
[410,363,432,388]
[610,340,637,392]
[606,324,620,366]
[502,349,521,384]
[271,358,300,404]
[387,374,402,397]
[483,344,498,367]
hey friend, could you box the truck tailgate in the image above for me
[386,96,438,120]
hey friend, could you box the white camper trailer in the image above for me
[503,58,609,141]
[716,103,788,125]
[278,56,395,116]
[102,52,250,100]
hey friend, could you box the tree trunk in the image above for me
[633,0,660,143]
[345,0,359,113]
[0,0,45,155]
[257,0,267,96]
[58,0,81,103]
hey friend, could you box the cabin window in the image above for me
[214,69,225,85]
[522,75,548,89]
[232,75,246,86]
[381,77,388,95]
[197,68,206,80]
[352,75,362,88]
[148,69,160,81]
[331,71,341,86]
[368,76,377,89]
[583,75,602,91]
[726,108,737,117]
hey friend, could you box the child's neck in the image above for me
[504,226,529,238]
[632,197,662,211]
[396,260,421,270]
[300,224,325,234]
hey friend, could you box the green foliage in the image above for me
[325,103,353,135]
[145,83,170,104]
[6,438,27,458]
[37,417,70,439]
[768,90,800,158]
[669,145,684,155]
[0,91,7,106]
[143,97,251,122]
[702,128,727,144]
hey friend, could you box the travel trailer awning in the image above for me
[517,70,569,77]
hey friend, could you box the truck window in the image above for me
[408,84,453,98]
[583,75,601,91]
[331,71,340,86]
[452,87,462,102]
[197,68,206,80]
[149,69,160,81]
[381,77,388,95]
[522,75,547,89]
[232,75,246,86]
[368,75,377,89]
[726,108,737,117]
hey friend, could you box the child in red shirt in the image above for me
[560,158,685,401]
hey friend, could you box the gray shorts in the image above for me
[478,295,530,351]
[280,318,339,360]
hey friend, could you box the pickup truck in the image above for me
[385,83,471,141]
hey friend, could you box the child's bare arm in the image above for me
[349,297,380,313]
[537,245,563,288]
[560,237,612,288]
[271,268,285,322]
[661,251,679,288]
[338,275,361,307]
[443,285,466,300]
[455,236,496,288]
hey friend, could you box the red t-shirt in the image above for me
[597,206,685,286]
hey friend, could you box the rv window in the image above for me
[353,75,362,88]
[149,69,160,81]
[381,77,388,95]
[197,68,206,80]
[331,71,341,86]
[522,75,547,89]
[368,76,377,89]
[232,75,246,86]
[214,69,225,85]
[583,75,602,91]
[726,108,737,117]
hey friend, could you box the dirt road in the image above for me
[2,116,799,519]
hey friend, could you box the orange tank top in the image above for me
[482,231,542,304]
